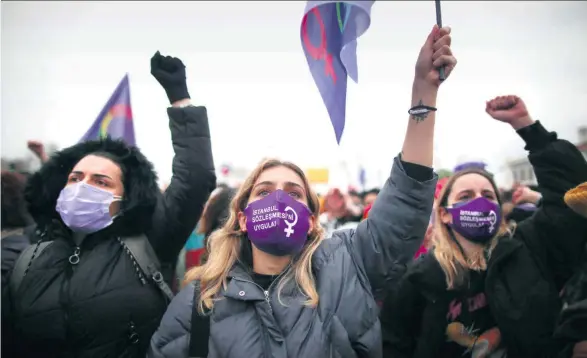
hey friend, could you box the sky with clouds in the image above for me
[2,1,586,189]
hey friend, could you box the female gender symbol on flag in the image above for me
[301,1,374,144]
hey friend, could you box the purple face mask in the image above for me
[244,189,311,256]
[446,197,501,244]
[56,182,122,234]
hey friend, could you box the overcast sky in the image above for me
[2,1,586,188]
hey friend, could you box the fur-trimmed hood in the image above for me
[25,138,160,237]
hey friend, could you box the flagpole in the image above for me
[435,0,446,81]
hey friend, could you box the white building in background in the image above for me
[505,126,587,187]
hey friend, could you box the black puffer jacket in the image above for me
[1,106,216,358]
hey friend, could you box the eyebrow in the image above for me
[456,188,496,196]
[70,171,113,180]
[253,181,305,192]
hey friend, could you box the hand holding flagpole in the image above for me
[435,0,446,81]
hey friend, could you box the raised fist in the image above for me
[485,95,530,125]
[27,140,48,163]
[512,185,541,205]
[150,51,190,104]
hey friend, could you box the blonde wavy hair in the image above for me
[432,169,510,289]
[185,159,325,313]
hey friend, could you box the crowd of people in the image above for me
[1,24,586,358]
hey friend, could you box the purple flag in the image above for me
[80,74,136,146]
[301,1,374,144]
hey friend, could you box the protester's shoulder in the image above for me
[150,281,197,357]
[156,281,196,335]
[312,228,355,268]
[1,234,30,254]
[170,281,197,313]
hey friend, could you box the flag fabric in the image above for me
[80,74,136,146]
[301,1,374,144]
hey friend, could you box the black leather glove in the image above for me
[150,51,190,104]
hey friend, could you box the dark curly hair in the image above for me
[1,171,33,229]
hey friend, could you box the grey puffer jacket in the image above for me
[148,156,437,358]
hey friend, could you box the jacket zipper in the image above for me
[231,267,289,312]
[61,246,81,356]
[231,268,290,356]
[263,290,272,313]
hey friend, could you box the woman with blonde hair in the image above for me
[148,24,456,358]
[381,95,587,358]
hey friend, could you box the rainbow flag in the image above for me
[80,74,136,146]
[301,1,374,144]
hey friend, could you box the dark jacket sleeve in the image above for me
[148,281,196,358]
[514,121,587,290]
[348,156,437,300]
[380,273,424,358]
[147,106,216,263]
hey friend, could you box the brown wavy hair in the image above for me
[185,159,324,313]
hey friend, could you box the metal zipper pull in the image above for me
[128,320,140,344]
[264,290,272,312]
[69,246,81,265]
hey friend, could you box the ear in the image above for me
[237,211,247,232]
[307,215,317,235]
[439,206,452,225]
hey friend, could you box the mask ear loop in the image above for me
[110,197,125,220]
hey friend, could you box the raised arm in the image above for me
[486,95,587,289]
[349,25,457,300]
[147,52,216,263]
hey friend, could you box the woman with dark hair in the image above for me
[2,52,216,358]
[381,95,587,357]
[1,171,34,290]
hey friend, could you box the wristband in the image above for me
[408,105,437,116]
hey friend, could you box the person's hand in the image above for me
[512,185,542,205]
[27,140,48,163]
[415,25,457,88]
[485,95,534,130]
[150,51,190,104]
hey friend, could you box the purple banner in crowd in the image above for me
[80,74,136,146]
[301,1,374,144]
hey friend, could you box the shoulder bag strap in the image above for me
[120,235,175,301]
[189,281,209,358]
[9,241,52,297]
